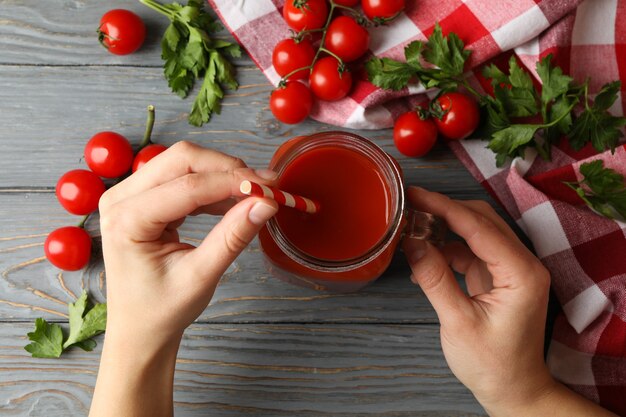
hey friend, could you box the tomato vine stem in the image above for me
[139,105,156,150]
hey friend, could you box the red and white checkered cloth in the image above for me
[208,0,626,413]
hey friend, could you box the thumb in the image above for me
[183,197,278,288]
[403,238,473,326]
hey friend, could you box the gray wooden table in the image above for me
[0,1,504,415]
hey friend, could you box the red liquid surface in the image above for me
[275,146,391,261]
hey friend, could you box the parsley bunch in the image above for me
[566,160,626,221]
[24,291,106,358]
[481,58,625,166]
[366,23,471,92]
[366,25,626,167]
[139,0,241,126]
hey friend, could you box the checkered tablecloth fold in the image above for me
[208,0,626,413]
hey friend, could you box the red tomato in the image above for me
[393,111,438,157]
[325,16,370,63]
[98,9,146,55]
[272,38,316,80]
[433,92,480,140]
[309,57,353,101]
[361,0,405,21]
[56,169,106,215]
[44,226,92,271]
[283,0,329,31]
[84,131,133,178]
[132,144,168,172]
[334,0,360,5]
[270,81,313,124]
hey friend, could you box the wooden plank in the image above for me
[0,192,468,323]
[0,323,486,416]
[0,64,486,190]
[0,0,242,66]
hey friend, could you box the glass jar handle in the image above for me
[404,209,447,246]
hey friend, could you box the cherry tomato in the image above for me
[325,16,370,63]
[98,9,146,55]
[283,0,329,31]
[272,38,316,80]
[56,169,106,215]
[84,131,133,178]
[393,111,438,157]
[270,81,313,124]
[132,144,168,172]
[309,57,353,101]
[44,226,92,271]
[362,0,405,21]
[433,92,480,140]
[333,0,360,5]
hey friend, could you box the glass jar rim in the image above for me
[266,131,405,273]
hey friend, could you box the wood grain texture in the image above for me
[0,0,239,66]
[1,323,486,416]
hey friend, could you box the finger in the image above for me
[100,141,276,209]
[105,170,252,242]
[189,198,239,216]
[440,241,475,274]
[406,187,535,277]
[402,238,474,326]
[440,241,494,297]
[180,197,278,295]
[457,200,518,241]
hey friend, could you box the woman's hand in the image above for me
[403,186,617,417]
[90,141,278,417]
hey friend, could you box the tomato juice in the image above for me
[259,132,405,291]
[275,145,391,261]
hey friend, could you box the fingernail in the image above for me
[249,201,278,226]
[254,169,279,181]
[404,239,427,264]
[409,274,419,285]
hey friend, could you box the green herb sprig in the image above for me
[566,160,626,221]
[139,0,241,127]
[24,291,106,358]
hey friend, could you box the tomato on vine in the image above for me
[362,0,405,22]
[56,169,106,215]
[84,131,134,178]
[44,226,92,271]
[309,57,353,101]
[97,9,146,55]
[393,110,438,157]
[432,92,480,140]
[272,38,316,80]
[283,0,329,32]
[132,144,168,172]
[325,16,370,63]
[270,81,313,124]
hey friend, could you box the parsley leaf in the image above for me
[24,291,107,358]
[365,58,415,91]
[566,160,626,221]
[536,54,573,110]
[422,23,471,78]
[24,318,64,358]
[63,291,107,350]
[569,81,626,152]
[141,0,241,126]
[483,56,538,118]
[488,124,540,167]
[365,23,471,92]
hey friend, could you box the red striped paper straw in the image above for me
[240,180,320,214]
